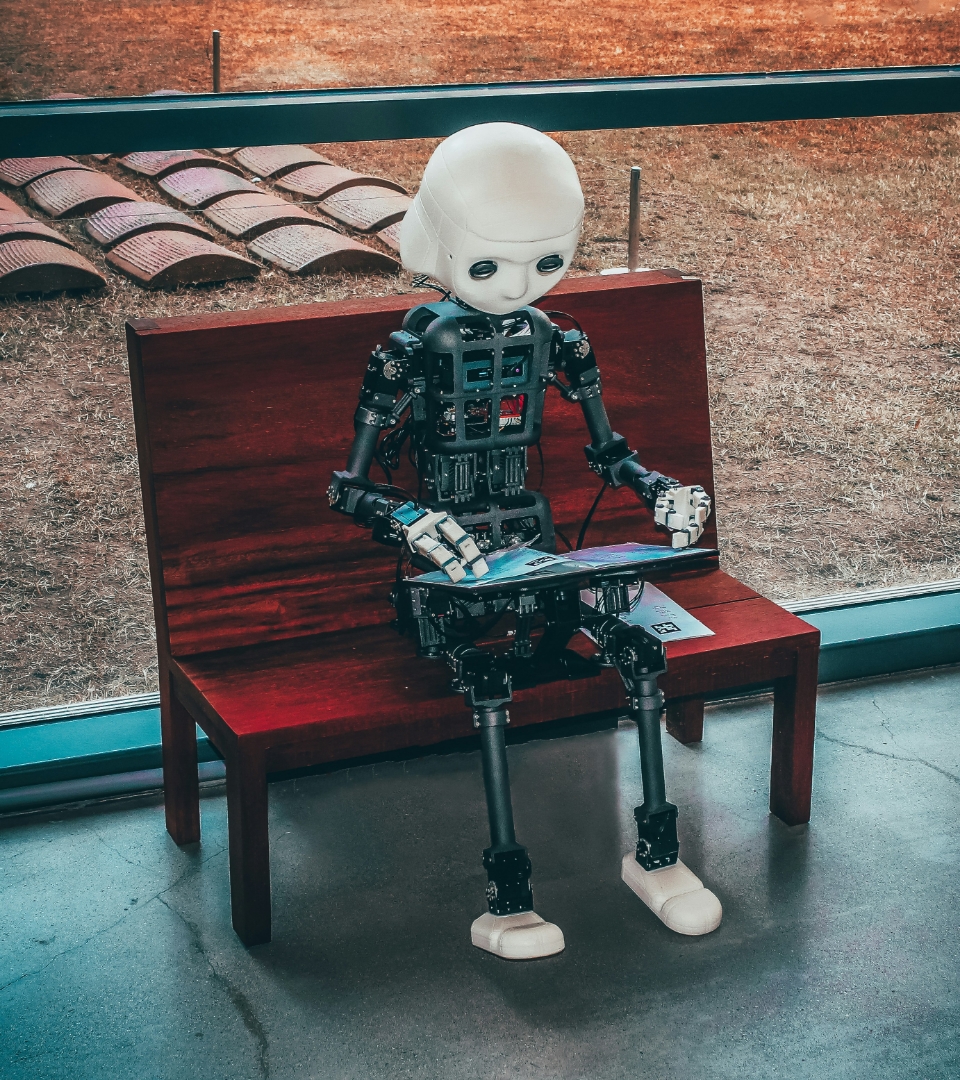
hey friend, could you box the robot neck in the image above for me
[451,297,532,320]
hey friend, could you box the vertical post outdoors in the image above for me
[627,165,642,271]
[212,30,222,94]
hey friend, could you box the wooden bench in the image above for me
[127,272,819,947]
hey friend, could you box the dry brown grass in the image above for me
[1,1,959,710]
[2,0,959,99]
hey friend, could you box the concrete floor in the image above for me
[2,666,959,1080]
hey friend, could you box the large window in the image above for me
[2,2,958,712]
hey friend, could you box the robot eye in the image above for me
[468,261,498,280]
[536,254,563,274]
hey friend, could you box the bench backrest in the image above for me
[127,273,717,660]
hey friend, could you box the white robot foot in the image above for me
[621,853,722,936]
[471,911,566,960]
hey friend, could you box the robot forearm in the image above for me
[344,420,381,478]
[328,338,419,542]
[612,457,680,504]
[328,385,405,543]
[327,473,406,545]
[557,327,711,547]
[591,441,712,549]
[558,330,676,502]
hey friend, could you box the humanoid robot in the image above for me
[328,123,722,959]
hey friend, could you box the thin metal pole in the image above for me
[212,30,222,94]
[627,165,642,271]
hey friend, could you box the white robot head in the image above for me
[399,123,584,315]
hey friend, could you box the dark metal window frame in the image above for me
[1,65,958,157]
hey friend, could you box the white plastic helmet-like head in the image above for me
[399,122,584,315]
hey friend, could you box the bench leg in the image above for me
[161,675,200,846]
[226,748,271,946]
[665,697,705,745]
[770,643,818,826]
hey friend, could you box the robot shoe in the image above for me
[471,911,565,959]
[621,853,722,936]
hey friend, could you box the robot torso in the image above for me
[388,299,558,552]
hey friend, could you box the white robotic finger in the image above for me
[412,534,467,582]
[656,486,712,547]
[671,522,703,549]
[437,517,490,577]
[654,494,682,531]
[688,485,712,525]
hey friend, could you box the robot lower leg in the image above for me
[594,617,680,871]
[606,622,722,935]
[453,648,535,916]
[630,676,680,871]
[454,649,565,956]
[476,706,535,915]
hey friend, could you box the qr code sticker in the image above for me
[650,621,681,636]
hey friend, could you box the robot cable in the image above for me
[544,310,583,333]
[576,481,608,550]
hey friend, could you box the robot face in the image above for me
[400,123,585,315]
[448,231,581,315]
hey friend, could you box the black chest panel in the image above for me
[403,300,553,453]
[400,300,557,551]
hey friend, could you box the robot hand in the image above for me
[390,502,489,583]
[654,486,712,549]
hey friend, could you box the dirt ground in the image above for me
[2,0,959,98]
[1,2,959,711]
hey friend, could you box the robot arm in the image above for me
[328,333,489,579]
[551,326,711,548]
[327,337,418,545]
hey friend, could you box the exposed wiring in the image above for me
[534,439,545,491]
[376,416,412,480]
[449,597,510,639]
[411,274,453,302]
[544,310,583,333]
[576,480,608,550]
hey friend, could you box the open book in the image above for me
[408,541,715,595]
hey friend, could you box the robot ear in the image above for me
[399,199,439,276]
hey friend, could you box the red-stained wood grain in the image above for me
[171,578,815,749]
[129,273,717,656]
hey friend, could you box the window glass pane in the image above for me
[2,4,957,711]
[3,116,956,713]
